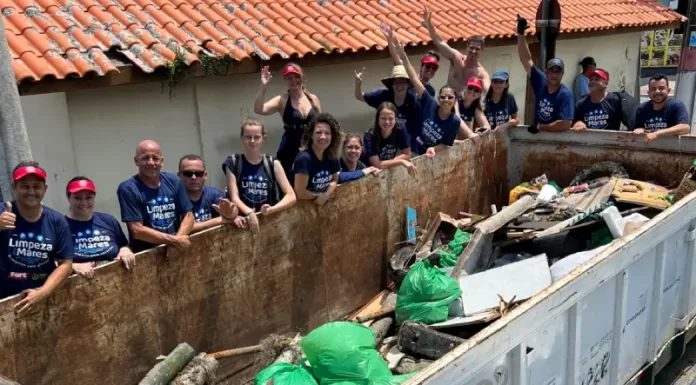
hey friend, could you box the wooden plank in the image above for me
[0,129,509,385]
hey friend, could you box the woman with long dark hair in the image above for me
[254,63,321,176]
[456,77,490,134]
[485,71,519,130]
[293,113,343,205]
[363,102,417,175]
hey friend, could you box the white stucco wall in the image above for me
[20,31,640,221]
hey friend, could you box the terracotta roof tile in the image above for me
[3,0,684,83]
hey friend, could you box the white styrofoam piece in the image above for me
[386,345,406,370]
[458,254,552,316]
[550,244,612,282]
[430,311,496,329]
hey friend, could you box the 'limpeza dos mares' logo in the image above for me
[74,228,113,257]
[8,232,52,267]
[147,196,176,230]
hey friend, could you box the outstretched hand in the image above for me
[422,6,433,27]
[260,65,272,86]
[354,67,365,83]
[516,14,530,34]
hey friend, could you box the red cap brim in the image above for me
[283,66,301,76]
[588,70,609,81]
[12,166,47,182]
[67,179,96,194]
[421,56,439,66]
[466,78,483,90]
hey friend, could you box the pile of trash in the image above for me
[176,160,694,385]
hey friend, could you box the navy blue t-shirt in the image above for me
[237,156,274,211]
[338,159,367,184]
[458,99,478,126]
[191,186,225,223]
[364,88,421,141]
[363,127,410,161]
[486,94,519,129]
[424,83,436,97]
[65,212,128,264]
[116,172,193,253]
[0,203,74,297]
[416,91,460,151]
[573,93,623,130]
[292,150,340,193]
[529,66,574,124]
[634,98,689,133]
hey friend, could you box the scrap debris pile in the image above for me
[150,161,696,385]
[138,343,219,385]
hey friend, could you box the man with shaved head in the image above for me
[116,140,194,253]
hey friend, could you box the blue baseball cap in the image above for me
[546,58,565,70]
[492,71,509,81]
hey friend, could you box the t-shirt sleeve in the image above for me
[573,99,583,123]
[53,215,75,260]
[559,90,574,121]
[529,66,546,95]
[117,182,144,222]
[580,76,590,97]
[398,128,410,149]
[443,117,460,146]
[210,187,225,205]
[363,131,377,158]
[508,95,519,115]
[634,105,645,129]
[173,176,193,217]
[293,152,311,175]
[330,159,341,175]
[338,171,365,184]
[670,100,690,126]
[363,89,387,109]
[110,215,129,248]
[419,91,437,116]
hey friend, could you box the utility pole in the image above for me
[536,0,562,66]
[676,0,696,133]
[0,15,32,200]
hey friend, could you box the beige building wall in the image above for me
[20,32,641,221]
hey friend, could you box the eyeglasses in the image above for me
[423,64,438,71]
[439,94,455,100]
[467,86,482,92]
[243,135,263,142]
[181,170,205,178]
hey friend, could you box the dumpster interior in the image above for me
[2,129,696,385]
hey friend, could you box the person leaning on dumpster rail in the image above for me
[0,162,73,315]
[572,68,624,131]
[253,63,321,177]
[177,155,238,234]
[116,140,194,253]
[224,117,296,233]
[380,23,462,159]
[338,134,381,184]
[455,77,491,134]
[64,176,135,279]
[632,74,690,143]
[485,71,519,130]
[516,15,574,133]
[363,102,417,175]
[292,113,342,205]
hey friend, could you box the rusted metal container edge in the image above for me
[0,128,509,385]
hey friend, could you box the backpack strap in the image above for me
[262,154,281,205]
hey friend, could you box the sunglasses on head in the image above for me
[182,170,205,178]
[439,94,455,100]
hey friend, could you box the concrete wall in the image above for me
[19,32,640,221]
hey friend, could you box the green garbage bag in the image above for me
[255,362,318,385]
[300,322,392,385]
[395,260,462,324]
[439,230,471,267]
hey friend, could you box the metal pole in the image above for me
[675,0,696,133]
[0,15,32,200]
[539,0,550,65]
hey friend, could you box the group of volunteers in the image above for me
[0,9,692,313]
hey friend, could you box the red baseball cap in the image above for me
[12,166,47,182]
[588,69,609,81]
[421,56,439,66]
[67,179,96,194]
[466,77,483,90]
[283,65,302,77]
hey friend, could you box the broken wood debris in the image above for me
[170,353,219,385]
[138,343,196,385]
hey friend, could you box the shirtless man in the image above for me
[423,6,491,94]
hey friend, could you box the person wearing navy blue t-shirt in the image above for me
[485,71,519,130]
[0,162,73,314]
[381,24,460,158]
[354,64,421,149]
[516,16,574,132]
[177,154,237,234]
[572,69,624,131]
[363,102,417,175]
[116,140,194,253]
[64,177,135,279]
[293,113,342,205]
[338,134,380,184]
[633,74,690,143]
[456,77,491,133]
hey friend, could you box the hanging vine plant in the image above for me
[199,53,234,77]
[163,46,189,99]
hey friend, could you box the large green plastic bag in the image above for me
[396,260,463,324]
[300,322,392,385]
[255,362,318,385]
[439,230,471,267]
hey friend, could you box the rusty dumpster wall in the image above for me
[0,129,508,385]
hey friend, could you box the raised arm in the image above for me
[354,68,366,102]
[422,6,460,61]
[380,23,426,98]
[515,15,533,76]
[254,66,283,115]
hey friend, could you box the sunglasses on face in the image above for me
[181,170,205,178]
[467,86,482,92]
[439,94,455,100]
[423,64,438,71]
